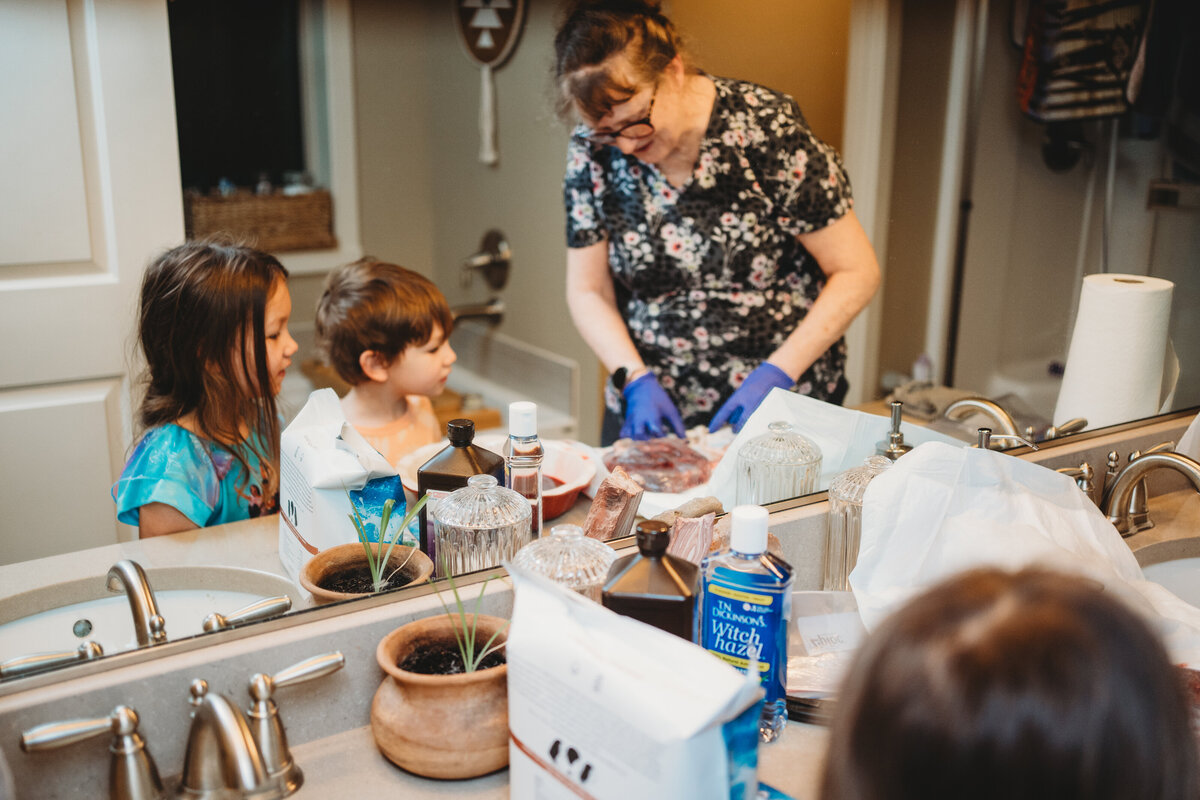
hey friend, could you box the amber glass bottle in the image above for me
[416,419,504,558]
[601,520,700,641]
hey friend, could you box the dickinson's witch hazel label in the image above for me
[700,505,794,743]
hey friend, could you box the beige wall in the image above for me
[671,0,849,150]
[877,2,952,382]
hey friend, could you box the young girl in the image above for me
[112,240,298,538]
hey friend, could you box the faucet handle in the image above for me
[1055,461,1096,502]
[263,651,346,693]
[1,641,103,680]
[21,705,165,800]
[1045,417,1088,440]
[246,652,346,792]
[202,595,293,632]
[975,428,1039,451]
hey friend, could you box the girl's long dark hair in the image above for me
[136,239,288,491]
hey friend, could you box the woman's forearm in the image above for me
[567,286,645,373]
[566,242,645,374]
[767,211,881,381]
[767,267,879,380]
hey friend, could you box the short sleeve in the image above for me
[759,94,853,235]
[112,426,220,527]
[563,131,608,248]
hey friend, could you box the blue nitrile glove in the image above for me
[620,372,687,440]
[709,362,795,433]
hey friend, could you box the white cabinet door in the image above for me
[0,0,183,563]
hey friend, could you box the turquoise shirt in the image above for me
[112,424,277,528]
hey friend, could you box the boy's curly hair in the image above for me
[315,258,453,385]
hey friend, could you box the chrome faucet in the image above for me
[943,397,1020,439]
[451,297,504,326]
[180,679,273,799]
[1101,451,1200,537]
[106,560,167,647]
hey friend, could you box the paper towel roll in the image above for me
[1053,273,1175,429]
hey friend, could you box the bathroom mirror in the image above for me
[1,0,1197,685]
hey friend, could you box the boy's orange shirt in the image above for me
[353,395,442,467]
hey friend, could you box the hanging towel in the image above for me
[1018,0,1148,122]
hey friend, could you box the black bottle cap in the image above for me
[446,419,476,445]
[635,520,671,556]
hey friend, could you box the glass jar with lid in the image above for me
[824,455,892,591]
[735,421,823,505]
[430,474,531,578]
[511,524,616,602]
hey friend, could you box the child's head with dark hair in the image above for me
[821,567,1198,800]
[136,238,295,488]
[315,258,455,392]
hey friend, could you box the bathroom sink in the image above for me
[0,566,301,662]
[1130,491,1200,607]
[1142,557,1200,608]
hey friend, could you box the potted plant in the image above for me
[299,494,434,604]
[370,568,510,779]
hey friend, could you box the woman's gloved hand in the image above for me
[621,372,686,440]
[708,362,794,433]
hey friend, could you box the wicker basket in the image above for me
[184,189,337,253]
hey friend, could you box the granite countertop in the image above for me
[289,721,830,799]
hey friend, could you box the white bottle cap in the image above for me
[509,401,537,437]
[730,505,768,554]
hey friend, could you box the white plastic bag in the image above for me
[850,441,1200,666]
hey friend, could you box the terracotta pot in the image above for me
[371,614,509,779]
[298,542,433,604]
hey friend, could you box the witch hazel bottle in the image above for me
[700,505,795,742]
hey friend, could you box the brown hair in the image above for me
[136,238,288,490]
[315,258,453,385]
[553,0,692,122]
[821,567,1198,800]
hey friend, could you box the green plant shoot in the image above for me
[346,492,429,593]
[434,555,508,673]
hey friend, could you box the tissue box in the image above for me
[278,389,412,582]
[507,568,764,799]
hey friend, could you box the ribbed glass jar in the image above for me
[430,474,531,578]
[511,524,616,602]
[735,421,823,505]
[824,455,892,591]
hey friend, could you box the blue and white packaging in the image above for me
[506,566,764,800]
[700,506,795,741]
[277,388,411,582]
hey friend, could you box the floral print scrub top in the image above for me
[564,76,854,428]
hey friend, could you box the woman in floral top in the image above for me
[556,0,881,443]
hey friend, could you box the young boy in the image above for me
[315,257,456,465]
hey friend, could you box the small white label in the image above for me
[793,611,865,656]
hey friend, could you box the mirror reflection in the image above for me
[2,0,1197,684]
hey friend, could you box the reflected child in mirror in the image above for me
[315,257,456,466]
[112,239,298,538]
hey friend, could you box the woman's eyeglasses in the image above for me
[576,85,657,145]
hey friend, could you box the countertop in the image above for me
[289,721,830,799]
